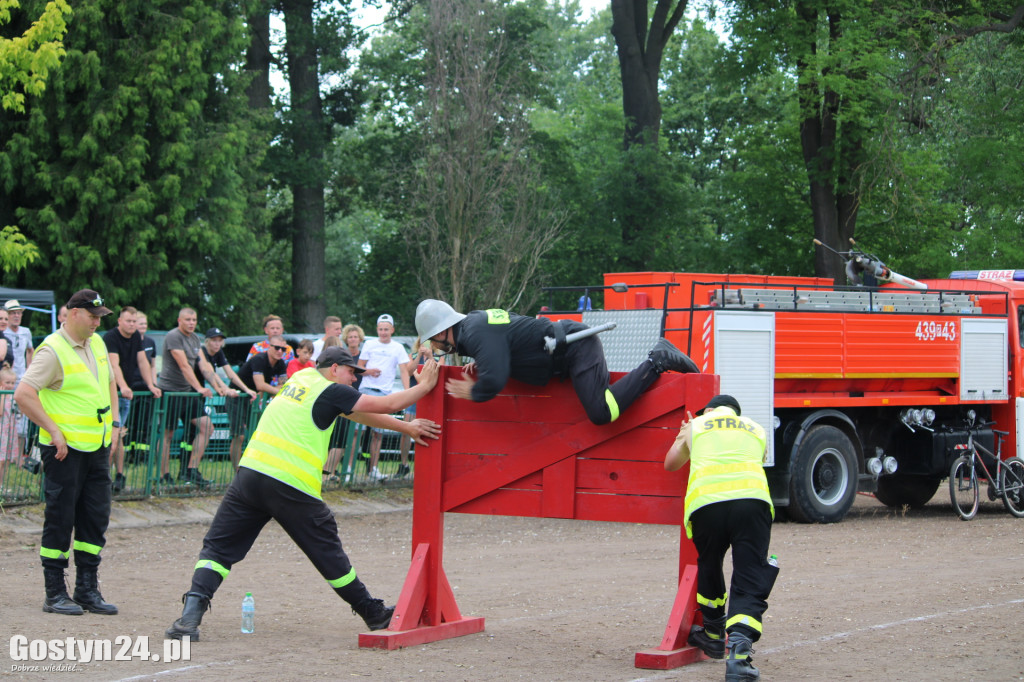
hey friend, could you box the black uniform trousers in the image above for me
[690,498,777,642]
[559,321,659,425]
[190,467,371,605]
[40,444,112,571]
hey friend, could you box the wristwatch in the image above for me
[111,420,121,428]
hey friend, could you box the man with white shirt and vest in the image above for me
[14,289,120,616]
[165,347,441,640]
[664,395,778,682]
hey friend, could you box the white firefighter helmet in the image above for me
[415,299,466,340]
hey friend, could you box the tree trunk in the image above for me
[283,0,326,331]
[245,1,272,110]
[797,4,854,282]
[610,0,688,149]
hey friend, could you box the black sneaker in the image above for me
[112,473,126,493]
[396,464,411,478]
[183,468,211,488]
[648,337,700,374]
[161,473,175,486]
[687,625,725,659]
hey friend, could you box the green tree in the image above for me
[0,0,69,273]
[0,0,70,112]
[725,1,1024,280]
[0,0,269,330]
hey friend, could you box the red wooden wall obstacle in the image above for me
[358,366,718,670]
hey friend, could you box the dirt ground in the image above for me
[2,488,1023,682]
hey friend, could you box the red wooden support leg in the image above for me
[634,564,706,669]
[359,542,485,650]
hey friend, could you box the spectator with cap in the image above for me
[246,314,294,386]
[357,314,410,481]
[103,306,162,493]
[5,299,35,460]
[15,289,120,616]
[199,328,258,470]
[5,299,34,380]
[311,315,343,362]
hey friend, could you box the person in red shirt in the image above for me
[287,339,315,378]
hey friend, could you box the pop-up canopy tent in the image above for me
[0,286,57,331]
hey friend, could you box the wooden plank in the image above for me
[541,456,576,518]
[359,617,486,651]
[441,377,697,512]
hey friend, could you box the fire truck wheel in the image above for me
[873,475,942,509]
[787,425,858,523]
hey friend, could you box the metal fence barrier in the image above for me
[0,391,415,507]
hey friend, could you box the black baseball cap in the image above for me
[66,289,112,316]
[701,394,741,415]
[205,327,226,339]
[316,346,364,372]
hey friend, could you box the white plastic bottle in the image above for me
[241,592,255,633]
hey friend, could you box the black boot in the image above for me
[725,631,760,682]
[73,569,118,615]
[43,569,84,616]
[165,592,211,641]
[688,615,726,659]
[648,338,700,374]
[352,597,394,631]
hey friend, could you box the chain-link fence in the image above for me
[0,391,415,507]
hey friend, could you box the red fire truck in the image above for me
[541,266,1024,523]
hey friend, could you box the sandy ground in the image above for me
[2,489,1023,682]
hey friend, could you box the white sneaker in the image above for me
[367,467,387,481]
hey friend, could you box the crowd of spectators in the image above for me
[0,304,424,497]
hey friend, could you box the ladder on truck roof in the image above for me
[710,287,982,315]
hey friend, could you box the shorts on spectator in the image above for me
[225,395,251,438]
[118,397,132,425]
[164,394,206,435]
[358,386,393,434]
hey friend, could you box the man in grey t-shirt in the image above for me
[157,308,215,487]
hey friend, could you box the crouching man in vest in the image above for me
[664,395,779,682]
[15,289,120,616]
[165,347,442,640]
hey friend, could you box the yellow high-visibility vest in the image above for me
[684,406,773,538]
[240,368,336,499]
[37,333,112,451]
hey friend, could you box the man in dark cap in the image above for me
[14,289,121,616]
[664,395,778,682]
[166,347,442,641]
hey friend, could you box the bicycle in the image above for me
[948,419,1024,520]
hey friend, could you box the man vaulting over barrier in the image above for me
[415,299,700,425]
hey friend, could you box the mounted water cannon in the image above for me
[813,238,928,290]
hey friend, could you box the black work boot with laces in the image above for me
[648,338,700,374]
[352,597,395,631]
[166,592,211,640]
[688,616,726,659]
[43,569,84,616]
[73,569,119,615]
[725,631,760,681]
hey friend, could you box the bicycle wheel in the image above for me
[949,455,979,520]
[1000,457,1024,518]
